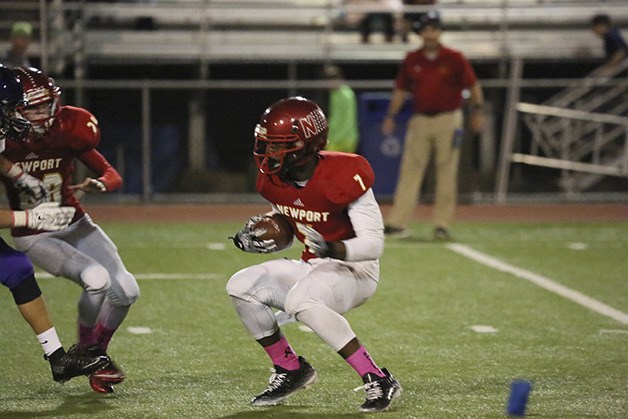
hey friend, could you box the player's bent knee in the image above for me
[284,293,318,317]
[109,273,140,306]
[226,272,247,299]
[122,275,140,305]
[226,266,264,299]
[81,265,111,293]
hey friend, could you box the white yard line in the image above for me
[35,272,224,280]
[447,243,628,325]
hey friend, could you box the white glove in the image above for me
[12,202,76,231]
[300,224,329,257]
[90,178,107,192]
[229,214,278,254]
[13,170,50,206]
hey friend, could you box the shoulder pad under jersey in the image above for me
[323,153,375,205]
[55,106,101,151]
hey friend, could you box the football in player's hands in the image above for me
[251,213,295,251]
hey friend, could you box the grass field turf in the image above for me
[0,221,626,418]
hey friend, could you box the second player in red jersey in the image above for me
[2,104,121,235]
[0,67,139,394]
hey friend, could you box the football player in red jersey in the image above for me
[0,64,109,384]
[0,67,140,394]
[228,97,401,413]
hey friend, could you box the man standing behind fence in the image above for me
[589,13,628,77]
[380,11,485,240]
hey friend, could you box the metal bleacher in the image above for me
[4,0,628,68]
[2,0,627,201]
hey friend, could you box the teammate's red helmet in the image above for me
[254,96,328,177]
[13,67,61,135]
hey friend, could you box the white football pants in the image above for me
[226,257,379,352]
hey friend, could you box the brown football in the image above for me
[252,213,295,251]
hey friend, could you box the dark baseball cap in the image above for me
[417,10,442,32]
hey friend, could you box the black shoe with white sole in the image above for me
[250,356,318,406]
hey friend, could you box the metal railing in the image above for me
[45,74,626,202]
[495,60,628,198]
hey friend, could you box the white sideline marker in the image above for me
[470,325,499,333]
[127,327,153,335]
[599,329,628,335]
[447,243,628,325]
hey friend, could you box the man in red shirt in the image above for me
[381,11,485,240]
[228,97,401,412]
[1,67,139,394]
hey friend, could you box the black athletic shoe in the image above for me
[384,225,410,238]
[354,368,402,413]
[250,356,318,406]
[433,226,452,241]
[89,357,126,393]
[68,344,125,393]
[45,350,110,383]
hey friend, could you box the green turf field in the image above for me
[1,221,626,418]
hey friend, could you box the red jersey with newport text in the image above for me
[1,105,122,237]
[257,151,375,262]
[395,45,477,114]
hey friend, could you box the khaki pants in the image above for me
[387,109,463,230]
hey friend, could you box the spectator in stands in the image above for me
[399,0,436,43]
[590,13,628,76]
[1,22,33,68]
[324,65,359,153]
[345,0,398,44]
[380,11,485,240]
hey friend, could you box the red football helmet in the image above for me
[254,96,328,178]
[13,67,61,135]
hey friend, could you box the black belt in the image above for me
[417,110,448,117]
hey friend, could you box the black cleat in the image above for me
[354,368,402,413]
[433,226,452,241]
[384,225,410,238]
[45,350,110,384]
[250,356,318,406]
[68,344,125,393]
[89,358,126,393]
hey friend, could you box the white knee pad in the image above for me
[226,266,264,301]
[81,265,111,294]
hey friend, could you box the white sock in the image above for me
[36,327,63,356]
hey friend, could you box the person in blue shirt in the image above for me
[590,14,628,76]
